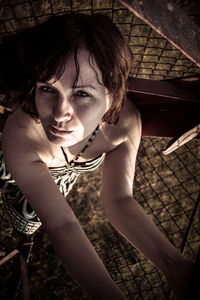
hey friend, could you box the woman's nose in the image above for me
[53,97,73,122]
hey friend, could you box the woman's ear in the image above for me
[106,92,112,111]
[101,93,112,122]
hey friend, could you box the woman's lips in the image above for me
[50,126,73,136]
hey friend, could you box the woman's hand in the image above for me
[166,256,194,300]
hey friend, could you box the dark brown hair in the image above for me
[0,13,132,124]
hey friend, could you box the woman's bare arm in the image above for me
[2,129,126,300]
[101,105,193,300]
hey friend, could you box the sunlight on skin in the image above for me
[35,48,111,148]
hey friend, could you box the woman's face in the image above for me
[35,49,110,147]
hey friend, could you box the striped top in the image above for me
[49,124,105,197]
[49,153,105,198]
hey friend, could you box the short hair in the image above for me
[0,13,133,124]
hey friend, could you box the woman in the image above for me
[0,13,193,299]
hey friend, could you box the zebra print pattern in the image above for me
[49,153,105,198]
[0,152,105,235]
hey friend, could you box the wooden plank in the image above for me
[118,0,200,67]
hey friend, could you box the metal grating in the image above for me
[0,0,200,80]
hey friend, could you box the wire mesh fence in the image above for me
[0,0,200,80]
[0,0,200,299]
[71,136,200,300]
[1,137,199,299]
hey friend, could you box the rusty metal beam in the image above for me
[138,102,200,138]
[0,249,19,266]
[128,77,200,104]
[127,77,200,137]
[118,0,200,68]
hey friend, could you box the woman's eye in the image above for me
[40,86,57,94]
[75,90,90,98]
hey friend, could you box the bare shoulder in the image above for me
[2,108,43,170]
[104,96,141,146]
[119,96,141,137]
[101,98,142,201]
[3,107,33,135]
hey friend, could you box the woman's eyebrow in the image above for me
[38,81,54,87]
[38,82,97,91]
[74,85,97,90]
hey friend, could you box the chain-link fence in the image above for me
[66,137,200,300]
[0,0,200,80]
[0,1,200,299]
